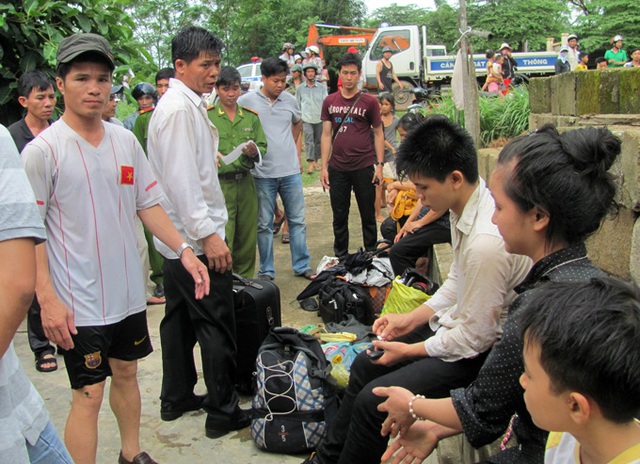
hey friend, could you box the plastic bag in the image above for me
[381,277,431,315]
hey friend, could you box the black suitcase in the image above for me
[233,274,282,393]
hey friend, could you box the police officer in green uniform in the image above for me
[208,66,267,278]
[131,82,165,299]
[132,82,157,154]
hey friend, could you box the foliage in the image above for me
[424,87,530,147]
[572,0,640,53]
[126,0,206,71]
[467,0,571,53]
[366,3,458,50]
[0,0,145,125]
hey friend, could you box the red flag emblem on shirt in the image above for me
[121,165,134,185]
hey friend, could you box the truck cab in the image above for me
[362,25,422,89]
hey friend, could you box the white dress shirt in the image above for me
[424,179,532,361]
[147,78,228,258]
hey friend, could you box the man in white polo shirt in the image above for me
[22,33,209,464]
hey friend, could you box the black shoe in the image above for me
[118,451,158,464]
[160,394,206,421]
[205,408,251,439]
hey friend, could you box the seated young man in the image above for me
[303,116,532,464]
[519,277,640,463]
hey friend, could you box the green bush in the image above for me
[424,87,530,147]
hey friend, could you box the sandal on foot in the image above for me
[282,233,290,244]
[273,218,284,235]
[35,353,58,373]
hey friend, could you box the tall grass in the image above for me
[423,87,530,147]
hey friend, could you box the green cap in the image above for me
[57,33,115,70]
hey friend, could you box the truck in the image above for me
[359,25,558,108]
[307,24,558,109]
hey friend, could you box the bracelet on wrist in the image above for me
[408,394,426,421]
[374,161,385,166]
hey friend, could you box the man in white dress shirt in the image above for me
[147,26,251,439]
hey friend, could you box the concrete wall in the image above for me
[518,69,640,280]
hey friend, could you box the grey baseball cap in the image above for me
[56,33,115,70]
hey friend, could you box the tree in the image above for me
[572,0,640,52]
[467,0,571,52]
[0,0,144,125]
[365,3,429,28]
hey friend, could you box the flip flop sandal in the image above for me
[35,353,58,373]
[273,218,284,235]
[282,233,290,244]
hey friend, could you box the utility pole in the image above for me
[459,0,480,146]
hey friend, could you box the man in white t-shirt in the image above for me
[22,33,209,464]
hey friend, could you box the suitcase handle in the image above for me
[233,273,264,290]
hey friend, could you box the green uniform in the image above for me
[132,106,164,286]
[132,107,154,155]
[208,103,268,278]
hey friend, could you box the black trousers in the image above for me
[27,297,55,358]
[316,324,489,464]
[160,256,240,425]
[389,221,452,276]
[328,165,377,257]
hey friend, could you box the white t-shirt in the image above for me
[22,119,164,326]
[546,431,640,463]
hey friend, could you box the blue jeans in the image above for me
[27,420,73,463]
[255,174,311,278]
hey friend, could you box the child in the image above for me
[519,277,640,463]
[481,49,496,91]
[575,51,589,70]
[376,92,399,222]
[596,56,608,70]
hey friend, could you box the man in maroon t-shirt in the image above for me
[320,52,385,257]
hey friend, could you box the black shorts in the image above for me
[61,310,153,389]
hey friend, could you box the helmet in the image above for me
[110,84,124,95]
[567,34,578,41]
[302,62,317,73]
[283,42,294,51]
[498,42,511,51]
[559,46,569,53]
[291,64,302,73]
[347,46,358,53]
[382,46,394,53]
[612,35,623,43]
[131,82,157,101]
[294,54,302,61]
[307,45,319,55]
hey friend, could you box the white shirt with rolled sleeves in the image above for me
[21,119,164,327]
[147,78,227,258]
[423,179,532,362]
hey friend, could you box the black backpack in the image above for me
[318,276,375,325]
[250,327,338,454]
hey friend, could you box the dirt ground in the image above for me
[14,181,405,464]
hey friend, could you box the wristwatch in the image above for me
[176,242,194,258]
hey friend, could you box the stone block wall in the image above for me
[524,69,640,280]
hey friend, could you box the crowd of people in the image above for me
[554,33,640,75]
[2,26,640,464]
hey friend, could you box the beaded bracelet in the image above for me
[408,394,426,421]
